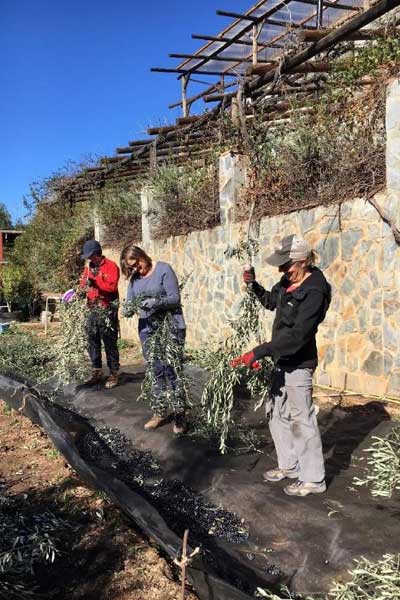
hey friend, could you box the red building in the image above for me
[0,230,23,266]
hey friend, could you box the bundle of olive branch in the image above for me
[327,553,400,600]
[121,294,146,318]
[256,554,400,599]
[201,289,273,454]
[353,425,400,499]
[0,493,71,599]
[52,296,122,387]
[52,296,91,386]
[255,586,296,599]
[138,312,189,410]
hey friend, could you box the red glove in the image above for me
[243,267,255,285]
[230,351,261,370]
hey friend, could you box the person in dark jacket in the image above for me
[231,235,331,497]
[80,240,120,389]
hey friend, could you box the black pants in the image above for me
[87,307,120,373]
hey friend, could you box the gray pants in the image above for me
[269,367,325,483]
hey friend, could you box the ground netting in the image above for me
[0,366,399,599]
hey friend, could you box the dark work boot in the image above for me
[84,368,103,386]
[173,413,188,435]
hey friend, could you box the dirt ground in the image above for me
[0,399,198,600]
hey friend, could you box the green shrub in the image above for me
[0,330,53,383]
[149,159,220,238]
[92,181,142,249]
[0,264,36,314]
[10,200,93,293]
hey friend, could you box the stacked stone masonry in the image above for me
[104,79,400,400]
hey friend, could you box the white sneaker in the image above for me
[284,480,326,497]
[263,467,299,482]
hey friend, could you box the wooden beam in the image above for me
[248,60,331,75]
[176,115,201,125]
[216,9,258,21]
[127,139,154,147]
[177,0,295,78]
[297,27,396,41]
[147,123,185,135]
[153,144,210,157]
[147,120,218,136]
[169,52,277,64]
[116,146,139,154]
[191,33,283,49]
[204,90,237,103]
[216,9,317,29]
[247,0,400,96]
[262,18,317,30]
[151,67,237,76]
[298,0,362,10]
[100,156,127,164]
[147,137,217,151]
[168,81,236,109]
[204,80,324,103]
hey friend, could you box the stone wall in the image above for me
[103,79,400,399]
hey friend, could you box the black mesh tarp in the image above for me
[1,369,399,599]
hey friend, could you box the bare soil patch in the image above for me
[0,400,197,600]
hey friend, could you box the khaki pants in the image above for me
[269,367,325,483]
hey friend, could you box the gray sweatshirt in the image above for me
[126,261,186,334]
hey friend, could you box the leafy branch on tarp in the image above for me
[353,425,400,498]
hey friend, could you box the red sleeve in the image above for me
[80,266,89,288]
[92,261,120,294]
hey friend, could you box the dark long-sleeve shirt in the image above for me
[252,268,331,369]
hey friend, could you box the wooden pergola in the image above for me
[56,0,400,202]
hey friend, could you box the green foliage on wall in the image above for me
[10,201,93,293]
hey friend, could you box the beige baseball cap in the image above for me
[266,235,311,267]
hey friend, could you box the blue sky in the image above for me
[0,0,252,223]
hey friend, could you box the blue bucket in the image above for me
[0,322,11,334]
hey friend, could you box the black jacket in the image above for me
[252,268,331,369]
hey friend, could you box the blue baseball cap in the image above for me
[81,240,102,259]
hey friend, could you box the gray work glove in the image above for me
[141,298,159,312]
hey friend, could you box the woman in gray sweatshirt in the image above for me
[120,244,187,434]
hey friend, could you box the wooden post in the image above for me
[252,24,258,66]
[149,141,157,176]
[180,529,189,600]
[317,0,324,28]
[231,96,239,126]
[44,296,49,336]
[181,75,189,118]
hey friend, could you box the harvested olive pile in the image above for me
[77,426,249,544]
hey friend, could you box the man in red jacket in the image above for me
[80,240,120,389]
